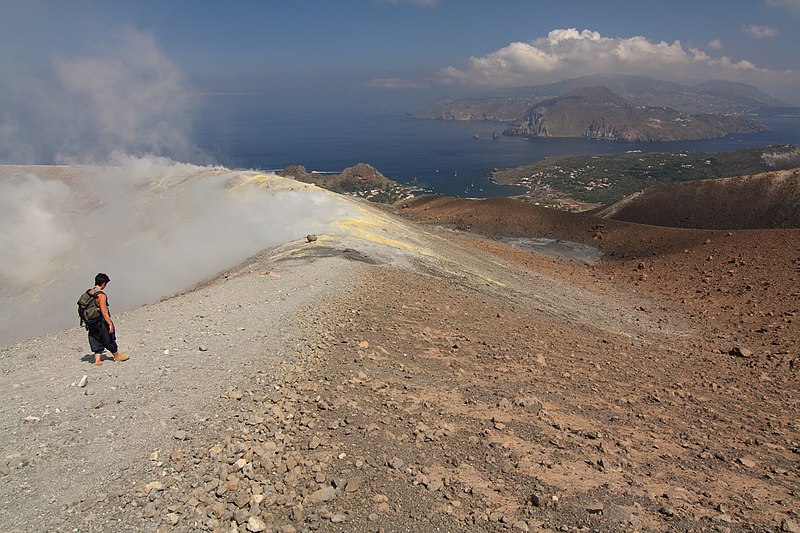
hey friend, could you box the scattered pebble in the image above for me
[247,516,267,532]
[737,457,756,468]
[659,506,676,517]
[782,519,800,533]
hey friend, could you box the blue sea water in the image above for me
[192,97,800,198]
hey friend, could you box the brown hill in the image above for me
[596,167,800,229]
[281,163,395,193]
[395,194,799,339]
[395,194,799,364]
[3,182,798,531]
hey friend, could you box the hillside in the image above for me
[1,166,798,532]
[502,86,767,142]
[416,74,785,120]
[490,144,800,207]
[596,167,800,229]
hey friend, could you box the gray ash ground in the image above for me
[1,196,798,532]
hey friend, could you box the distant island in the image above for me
[415,74,791,142]
[502,86,767,142]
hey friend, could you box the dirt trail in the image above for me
[0,198,797,532]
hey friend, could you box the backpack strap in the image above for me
[89,289,105,301]
[93,289,110,314]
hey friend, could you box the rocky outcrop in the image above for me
[337,163,387,184]
[280,163,412,203]
[280,165,311,181]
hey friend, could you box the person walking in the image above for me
[84,273,128,366]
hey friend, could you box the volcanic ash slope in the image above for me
[0,167,797,531]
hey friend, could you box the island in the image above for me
[416,74,781,142]
[502,86,768,142]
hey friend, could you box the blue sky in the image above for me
[2,0,799,102]
[1,0,800,163]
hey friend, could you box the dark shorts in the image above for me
[87,320,117,354]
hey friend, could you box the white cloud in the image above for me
[435,28,800,102]
[742,24,780,38]
[708,38,723,50]
[53,27,194,163]
[439,28,764,86]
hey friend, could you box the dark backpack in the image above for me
[77,289,103,328]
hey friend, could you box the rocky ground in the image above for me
[1,195,798,532]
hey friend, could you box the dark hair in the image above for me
[95,273,110,286]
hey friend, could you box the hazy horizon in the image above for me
[1,1,799,166]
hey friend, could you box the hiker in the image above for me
[83,273,128,366]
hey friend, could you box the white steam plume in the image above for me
[0,172,77,284]
[0,27,199,164]
[0,28,371,347]
[0,160,365,347]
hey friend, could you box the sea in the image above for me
[192,96,800,198]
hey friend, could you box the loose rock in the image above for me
[304,486,337,506]
[247,516,268,532]
[731,346,754,358]
[659,506,676,517]
[782,519,800,533]
[737,457,756,468]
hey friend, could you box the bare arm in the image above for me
[97,292,114,333]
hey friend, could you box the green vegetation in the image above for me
[491,144,800,207]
